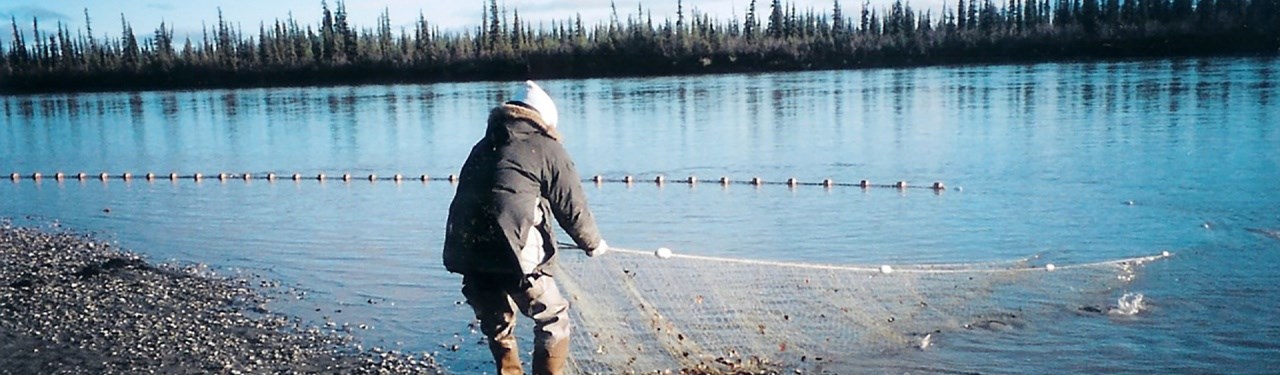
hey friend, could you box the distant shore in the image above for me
[2,0,1277,94]
[0,222,439,374]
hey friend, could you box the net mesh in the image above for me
[552,247,1166,374]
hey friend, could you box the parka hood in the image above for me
[486,103,561,143]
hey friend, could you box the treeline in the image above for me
[1,0,1277,93]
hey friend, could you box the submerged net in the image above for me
[552,247,1167,374]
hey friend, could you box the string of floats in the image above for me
[8,171,951,190]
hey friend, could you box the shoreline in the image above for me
[0,223,440,374]
[2,50,1276,96]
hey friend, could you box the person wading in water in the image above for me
[443,80,609,375]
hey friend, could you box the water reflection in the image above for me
[1258,63,1273,106]
[221,91,240,117]
[159,92,177,120]
[17,96,34,118]
[0,58,1274,185]
[4,58,1270,176]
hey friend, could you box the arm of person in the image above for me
[542,142,605,255]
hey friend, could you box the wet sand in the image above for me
[0,223,440,374]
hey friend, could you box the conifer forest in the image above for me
[2,0,1277,93]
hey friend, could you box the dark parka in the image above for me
[443,103,603,276]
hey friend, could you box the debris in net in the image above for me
[1110,293,1145,316]
[0,224,440,374]
[1078,305,1106,314]
[918,333,933,350]
[1246,228,1280,241]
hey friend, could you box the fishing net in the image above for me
[552,247,1167,374]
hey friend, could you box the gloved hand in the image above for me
[585,240,609,257]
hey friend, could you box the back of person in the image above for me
[442,81,609,375]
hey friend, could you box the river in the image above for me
[3,57,1279,373]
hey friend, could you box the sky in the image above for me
[1,0,947,44]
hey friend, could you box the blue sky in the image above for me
[2,0,946,44]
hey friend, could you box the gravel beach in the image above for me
[0,222,441,374]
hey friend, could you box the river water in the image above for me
[3,57,1279,373]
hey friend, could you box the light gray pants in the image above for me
[461,272,571,350]
[462,207,571,374]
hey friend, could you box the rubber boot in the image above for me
[490,336,523,375]
[531,339,569,375]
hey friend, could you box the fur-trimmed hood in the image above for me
[486,103,561,143]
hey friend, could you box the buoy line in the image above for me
[8,171,951,191]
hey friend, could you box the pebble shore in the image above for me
[0,222,442,374]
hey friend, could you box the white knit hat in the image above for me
[509,80,559,128]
